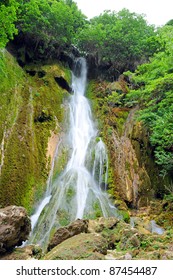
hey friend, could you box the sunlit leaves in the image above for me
[0,0,18,48]
[125,24,173,171]
[76,9,157,75]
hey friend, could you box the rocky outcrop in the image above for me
[110,108,166,208]
[0,206,31,254]
[47,219,89,251]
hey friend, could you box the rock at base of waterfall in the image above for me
[88,217,119,233]
[0,205,31,253]
[44,233,107,260]
[47,219,89,251]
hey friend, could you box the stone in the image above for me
[124,234,141,249]
[47,219,89,251]
[0,205,31,253]
[125,252,132,260]
[44,233,107,260]
[88,217,119,233]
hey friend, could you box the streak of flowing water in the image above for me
[28,58,119,250]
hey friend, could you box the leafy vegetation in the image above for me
[76,9,159,78]
[16,0,86,55]
[1,1,158,71]
[0,0,18,48]
[124,25,173,174]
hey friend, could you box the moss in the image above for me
[0,50,70,213]
[93,202,103,218]
[86,80,130,205]
[58,209,70,227]
[54,147,69,177]
[125,161,130,171]
[119,210,130,223]
[66,187,76,203]
[44,233,107,260]
[115,110,129,135]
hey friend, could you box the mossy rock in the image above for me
[44,233,107,260]
[0,50,70,213]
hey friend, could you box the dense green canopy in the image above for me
[76,9,158,75]
[0,0,18,48]
[0,0,86,57]
[1,1,158,67]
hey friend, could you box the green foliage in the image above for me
[15,0,86,57]
[124,25,173,173]
[76,9,158,76]
[0,0,18,48]
[105,91,124,106]
[119,210,130,223]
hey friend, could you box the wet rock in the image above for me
[47,219,88,251]
[0,206,31,254]
[73,59,82,77]
[44,233,107,260]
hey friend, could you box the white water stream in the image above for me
[28,58,119,249]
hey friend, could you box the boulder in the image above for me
[0,205,31,253]
[88,217,119,233]
[47,219,88,251]
[44,233,107,260]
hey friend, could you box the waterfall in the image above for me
[28,58,119,250]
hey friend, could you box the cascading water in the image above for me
[29,58,119,250]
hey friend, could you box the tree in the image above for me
[0,0,18,48]
[76,9,158,78]
[14,0,86,58]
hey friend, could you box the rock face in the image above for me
[0,50,70,213]
[47,219,89,251]
[0,205,31,254]
[110,109,166,208]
